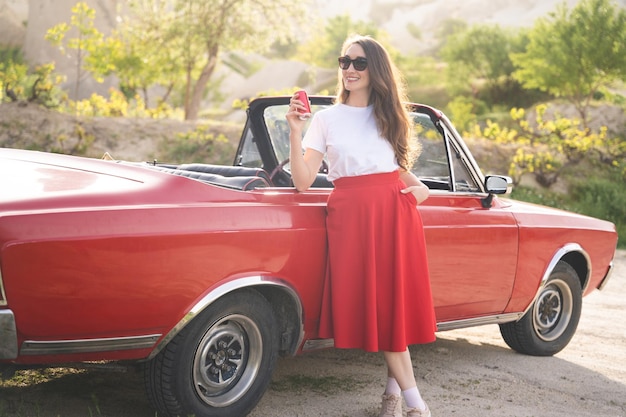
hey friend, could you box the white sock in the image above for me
[402,387,426,410]
[384,377,401,395]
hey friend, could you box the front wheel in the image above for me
[499,261,582,356]
[144,289,279,417]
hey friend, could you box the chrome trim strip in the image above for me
[436,312,524,332]
[598,261,614,291]
[0,310,18,359]
[148,276,304,360]
[302,313,527,350]
[0,268,7,307]
[20,334,161,356]
[523,243,590,315]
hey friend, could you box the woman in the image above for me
[285,35,437,417]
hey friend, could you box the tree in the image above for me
[102,2,181,108]
[297,14,393,69]
[124,0,309,120]
[512,0,626,127]
[45,2,106,104]
[441,24,527,104]
[434,18,468,50]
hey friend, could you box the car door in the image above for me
[411,112,519,322]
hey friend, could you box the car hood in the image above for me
[501,196,616,233]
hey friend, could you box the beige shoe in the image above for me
[406,403,431,417]
[379,393,402,417]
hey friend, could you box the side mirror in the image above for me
[485,175,511,195]
[481,175,512,208]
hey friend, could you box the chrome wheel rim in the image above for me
[533,278,573,342]
[193,314,263,407]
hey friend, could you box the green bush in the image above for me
[510,185,566,208]
[160,125,235,165]
[1,45,63,106]
[0,60,66,107]
[569,177,626,248]
[0,46,24,65]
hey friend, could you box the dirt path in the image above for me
[1,251,625,417]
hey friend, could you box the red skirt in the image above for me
[318,171,437,352]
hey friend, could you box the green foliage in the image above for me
[0,46,24,65]
[123,0,309,120]
[221,52,263,79]
[445,96,480,134]
[45,2,107,102]
[4,118,96,156]
[476,77,552,110]
[107,3,180,109]
[44,0,270,117]
[161,125,234,164]
[442,24,522,84]
[406,22,422,40]
[511,0,626,126]
[510,185,566,208]
[0,60,27,102]
[53,123,96,155]
[570,176,626,247]
[398,55,449,107]
[0,60,66,107]
[296,14,393,69]
[62,89,172,118]
[432,18,468,55]
[441,24,527,102]
[266,36,300,60]
[474,104,623,187]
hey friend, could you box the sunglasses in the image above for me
[338,56,368,71]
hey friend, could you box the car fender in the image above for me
[521,243,590,316]
[148,276,304,361]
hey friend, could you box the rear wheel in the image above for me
[144,289,279,417]
[500,261,582,356]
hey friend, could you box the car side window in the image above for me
[238,127,263,168]
[449,139,481,192]
[263,105,294,165]
[264,104,329,176]
[410,113,451,191]
[410,112,480,193]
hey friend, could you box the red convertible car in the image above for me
[0,96,618,417]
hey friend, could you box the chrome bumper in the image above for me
[0,310,18,360]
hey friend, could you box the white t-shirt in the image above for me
[302,103,399,182]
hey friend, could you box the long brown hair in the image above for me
[336,35,415,170]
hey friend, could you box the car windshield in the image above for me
[248,103,480,192]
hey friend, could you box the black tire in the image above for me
[499,261,582,356]
[144,289,279,417]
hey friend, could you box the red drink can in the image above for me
[296,90,311,120]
